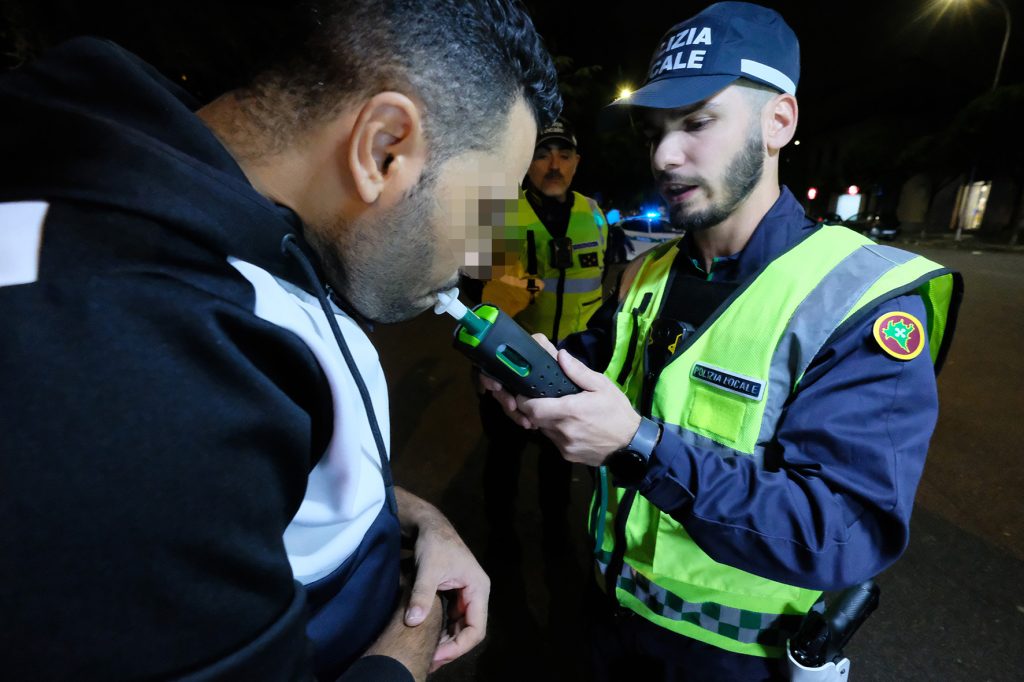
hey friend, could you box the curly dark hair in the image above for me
[239,0,561,164]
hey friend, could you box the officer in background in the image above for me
[476,117,607,554]
[482,3,962,680]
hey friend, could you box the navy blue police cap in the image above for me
[614,2,799,111]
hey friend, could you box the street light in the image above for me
[989,0,1013,90]
[938,0,1012,92]
[938,0,1013,240]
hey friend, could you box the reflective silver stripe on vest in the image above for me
[541,275,604,295]
[661,422,766,466]
[755,244,916,448]
[596,553,815,647]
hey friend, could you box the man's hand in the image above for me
[394,487,489,672]
[515,348,641,467]
[363,592,444,682]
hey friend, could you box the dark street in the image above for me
[2,1,1022,678]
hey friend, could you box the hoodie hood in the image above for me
[0,37,307,283]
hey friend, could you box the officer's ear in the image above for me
[348,92,427,205]
[763,93,798,154]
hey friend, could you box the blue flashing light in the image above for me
[645,211,660,219]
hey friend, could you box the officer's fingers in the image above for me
[487,386,519,416]
[479,373,505,393]
[517,395,564,426]
[531,333,558,358]
[557,349,607,392]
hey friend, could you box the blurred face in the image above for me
[526,142,579,199]
[640,85,765,232]
[314,97,536,323]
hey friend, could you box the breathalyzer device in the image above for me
[435,288,580,399]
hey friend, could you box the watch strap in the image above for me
[626,416,661,461]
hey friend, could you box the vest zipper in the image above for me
[525,229,539,297]
[552,267,566,343]
[604,488,638,604]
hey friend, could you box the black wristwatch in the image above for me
[606,416,662,487]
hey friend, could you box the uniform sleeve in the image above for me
[637,294,938,591]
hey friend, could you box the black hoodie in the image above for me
[0,38,406,680]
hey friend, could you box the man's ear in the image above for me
[348,92,427,205]
[764,93,798,154]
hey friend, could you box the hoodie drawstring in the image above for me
[281,233,398,516]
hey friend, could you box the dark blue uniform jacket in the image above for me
[565,187,960,591]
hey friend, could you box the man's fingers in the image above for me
[430,618,485,670]
[405,576,441,626]
[429,584,488,670]
[460,583,488,644]
[431,636,473,671]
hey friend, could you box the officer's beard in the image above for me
[668,126,765,233]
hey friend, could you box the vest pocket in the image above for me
[616,292,653,386]
[687,385,747,445]
[580,294,602,318]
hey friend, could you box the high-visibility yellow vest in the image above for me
[513,191,606,342]
[593,225,959,658]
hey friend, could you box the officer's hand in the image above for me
[478,372,529,427]
[516,349,641,467]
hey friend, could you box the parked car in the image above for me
[815,212,901,242]
[618,215,683,261]
[865,222,901,242]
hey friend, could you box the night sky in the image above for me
[534,0,1023,207]
[532,0,1022,127]
[2,0,1021,208]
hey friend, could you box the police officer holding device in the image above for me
[482,2,962,679]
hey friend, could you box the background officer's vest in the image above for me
[515,191,606,342]
[592,225,960,658]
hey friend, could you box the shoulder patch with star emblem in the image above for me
[872,311,925,361]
